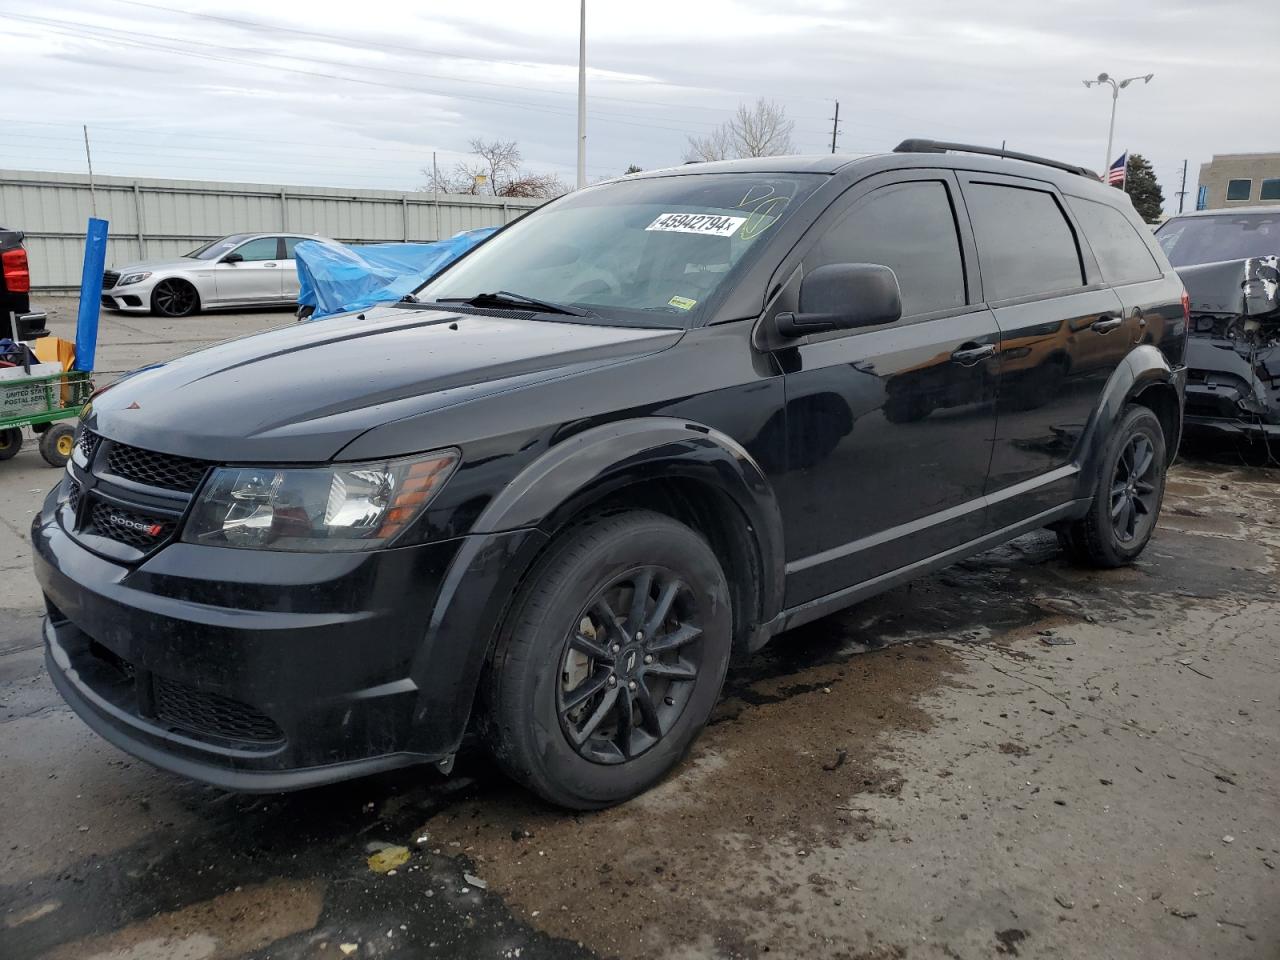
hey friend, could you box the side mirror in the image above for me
[221,252,244,264]
[775,263,903,338]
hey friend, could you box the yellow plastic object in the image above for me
[366,845,411,873]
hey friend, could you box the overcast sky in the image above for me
[3,0,1275,211]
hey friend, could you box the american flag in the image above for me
[1106,152,1127,187]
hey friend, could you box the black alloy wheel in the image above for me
[151,279,199,317]
[1057,403,1167,568]
[557,566,705,765]
[1110,432,1158,544]
[482,510,732,809]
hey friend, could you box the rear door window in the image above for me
[1066,196,1162,284]
[963,182,1084,301]
[811,179,967,318]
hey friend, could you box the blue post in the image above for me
[73,217,109,372]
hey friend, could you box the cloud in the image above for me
[3,0,1274,205]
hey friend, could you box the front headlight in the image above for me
[118,271,152,286]
[183,450,458,551]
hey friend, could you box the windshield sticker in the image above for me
[668,295,697,311]
[645,213,746,237]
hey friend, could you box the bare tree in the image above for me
[422,139,567,199]
[684,98,795,162]
[730,99,795,157]
[683,125,733,163]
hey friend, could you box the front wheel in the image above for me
[1058,404,1167,568]
[482,511,733,810]
[151,279,200,317]
[0,428,22,461]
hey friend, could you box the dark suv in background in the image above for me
[35,140,1188,809]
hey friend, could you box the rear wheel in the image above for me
[0,428,22,461]
[39,423,75,467]
[151,279,200,317]
[482,510,732,809]
[1058,404,1166,567]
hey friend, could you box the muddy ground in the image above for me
[0,304,1277,959]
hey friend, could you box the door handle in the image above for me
[1091,315,1123,334]
[950,343,996,366]
[264,262,278,268]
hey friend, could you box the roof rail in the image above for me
[893,139,1098,180]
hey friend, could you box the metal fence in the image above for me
[0,169,542,291]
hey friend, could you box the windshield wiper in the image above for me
[436,290,591,317]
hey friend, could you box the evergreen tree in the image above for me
[624,164,643,175]
[1122,153,1164,222]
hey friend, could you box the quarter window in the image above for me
[812,180,967,318]
[1226,179,1252,202]
[1066,196,1162,284]
[1260,178,1280,201]
[232,237,280,261]
[964,182,1084,301]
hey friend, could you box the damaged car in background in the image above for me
[1157,208,1280,445]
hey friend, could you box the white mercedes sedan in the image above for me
[100,232,334,317]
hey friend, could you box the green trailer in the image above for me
[0,366,94,466]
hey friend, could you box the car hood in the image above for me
[84,306,682,462]
[108,257,207,275]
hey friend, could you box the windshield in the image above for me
[185,234,254,260]
[1156,214,1280,267]
[417,172,826,326]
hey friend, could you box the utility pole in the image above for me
[830,100,840,154]
[82,124,97,217]
[432,151,441,240]
[576,0,586,190]
[1082,72,1153,180]
[1176,159,1188,213]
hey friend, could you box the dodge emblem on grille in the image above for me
[110,513,163,537]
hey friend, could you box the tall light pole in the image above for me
[576,0,586,190]
[1082,71,1153,181]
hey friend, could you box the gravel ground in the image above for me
[0,303,1275,959]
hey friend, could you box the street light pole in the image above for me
[1082,72,1153,181]
[576,0,586,190]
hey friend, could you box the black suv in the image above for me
[34,141,1188,809]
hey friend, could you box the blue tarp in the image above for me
[295,228,496,321]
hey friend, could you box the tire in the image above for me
[481,510,733,810]
[0,428,22,461]
[1057,404,1166,568]
[39,423,75,467]
[151,279,200,317]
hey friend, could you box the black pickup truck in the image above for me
[0,226,49,340]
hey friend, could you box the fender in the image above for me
[404,416,787,759]
[1073,344,1186,499]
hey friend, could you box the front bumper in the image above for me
[100,274,162,312]
[32,489,526,791]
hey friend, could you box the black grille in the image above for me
[106,441,210,493]
[102,270,119,290]
[65,478,82,512]
[154,676,283,743]
[76,428,101,464]
[87,501,175,550]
